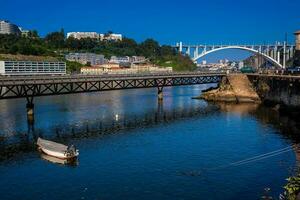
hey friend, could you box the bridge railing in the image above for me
[0,72,226,85]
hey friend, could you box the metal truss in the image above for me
[0,74,223,99]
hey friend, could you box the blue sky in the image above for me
[2,0,300,61]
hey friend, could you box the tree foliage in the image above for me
[0,29,196,71]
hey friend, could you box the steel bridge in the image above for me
[174,42,296,68]
[0,72,224,118]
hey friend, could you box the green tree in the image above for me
[138,39,160,59]
[44,29,65,49]
[160,45,175,57]
[28,30,39,38]
[66,60,83,73]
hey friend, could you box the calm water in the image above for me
[0,84,299,200]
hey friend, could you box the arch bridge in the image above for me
[174,42,296,68]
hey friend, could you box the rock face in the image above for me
[199,74,261,103]
[248,75,300,109]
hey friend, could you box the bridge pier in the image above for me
[26,97,34,125]
[26,102,34,116]
[26,101,35,133]
[158,87,163,102]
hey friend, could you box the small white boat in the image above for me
[37,137,79,159]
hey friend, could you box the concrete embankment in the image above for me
[248,74,300,111]
[197,74,261,103]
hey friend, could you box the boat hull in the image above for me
[38,147,77,159]
[37,138,79,160]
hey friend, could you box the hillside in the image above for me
[0,54,62,62]
[0,32,196,72]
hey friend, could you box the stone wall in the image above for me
[248,75,300,108]
[294,50,300,66]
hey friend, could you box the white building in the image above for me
[0,61,66,75]
[110,56,130,63]
[67,32,122,41]
[131,56,146,63]
[102,33,122,41]
[66,32,100,40]
[0,20,21,35]
[238,61,244,69]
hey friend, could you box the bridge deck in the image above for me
[0,72,224,99]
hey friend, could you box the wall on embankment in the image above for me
[294,51,300,66]
[248,75,300,108]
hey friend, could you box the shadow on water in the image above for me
[216,102,300,144]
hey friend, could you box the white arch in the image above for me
[193,46,283,68]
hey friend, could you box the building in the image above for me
[0,61,66,75]
[238,61,244,69]
[0,20,21,35]
[294,30,300,66]
[18,27,30,37]
[67,32,122,41]
[81,62,172,75]
[66,32,100,40]
[109,56,146,65]
[295,30,300,51]
[80,66,105,75]
[102,33,122,41]
[110,56,130,64]
[131,56,146,63]
[65,53,106,65]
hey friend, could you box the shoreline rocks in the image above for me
[194,74,261,103]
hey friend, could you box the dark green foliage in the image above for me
[27,30,39,38]
[154,54,197,71]
[0,33,50,56]
[0,29,196,71]
[138,39,160,59]
[65,60,83,73]
[44,29,65,49]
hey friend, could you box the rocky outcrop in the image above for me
[197,74,261,103]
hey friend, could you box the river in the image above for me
[0,84,299,200]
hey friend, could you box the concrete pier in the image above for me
[158,88,163,101]
[26,102,34,116]
[26,102,35,132]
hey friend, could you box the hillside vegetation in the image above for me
[0,30,196,72]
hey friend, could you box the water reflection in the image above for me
[217,102,259,115]
[216,102,300,142]
[1,86,300,200]
[40,153,78,166]
[2,99,300,166]
[0,101,220,161]
[217,102,300,173]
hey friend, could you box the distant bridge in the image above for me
[173,42,296,68]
